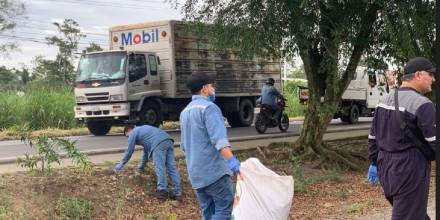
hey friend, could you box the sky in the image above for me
[0,0,183,69]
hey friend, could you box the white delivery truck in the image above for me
[74,20,281,135]
[299,67,389,124]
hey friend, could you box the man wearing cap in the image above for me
[179,72,241,220]
[367,57,436,219]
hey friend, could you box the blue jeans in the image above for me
[195,175,234,220]
[152,140,182,196]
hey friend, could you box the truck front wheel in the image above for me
[226,98,254,127]
[87,121,112,136]
[139,101,161,127]
[347,105,359,124]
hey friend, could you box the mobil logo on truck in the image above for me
[112,28,167,46]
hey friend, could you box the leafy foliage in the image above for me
[85,42,103,53]
[17,127,92,174]
[178,0,434,164]
[32,19,85,85]
[283,80,306,117]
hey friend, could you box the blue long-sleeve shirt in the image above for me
[179,95,232,189]
[260,84,280,107]
[120,125,173,164]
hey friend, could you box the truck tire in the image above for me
[347,105,359,124]
[226,98,254,127]
[139,101,161,127]
[87,121,111,136]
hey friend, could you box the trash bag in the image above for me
[232,158,294,220]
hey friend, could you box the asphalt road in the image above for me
[0,117,372,164]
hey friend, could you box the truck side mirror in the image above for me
[157,56,161,65]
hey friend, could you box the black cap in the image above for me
[404,57,436,75]
[186,72,216,93]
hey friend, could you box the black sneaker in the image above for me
[170,193,183,201]
[153,190,168,201]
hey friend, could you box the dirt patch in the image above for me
[0,137,430,219]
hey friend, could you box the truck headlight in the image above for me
[76,96,86,102]
[110,94,123,101]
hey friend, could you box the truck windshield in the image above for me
[76,52,126,82]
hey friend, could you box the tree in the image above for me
[0,66,19,90]
[85,42,103,53]
[31,55,60,83]
[382,0,435,65]
[43,19,85,85]
[288,65,306,79]
[179,0,434,169]
[0,65,29,90]
[0,0,25,55]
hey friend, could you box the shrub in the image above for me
[55,195,93,220]
[282,80,307,117]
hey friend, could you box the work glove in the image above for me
[227,156,241,175]
[113,162,124,172]
[367,164,378,184]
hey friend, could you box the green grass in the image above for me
[346,201,371,214]
[283,80,307,118]
[0,87,77,131]
[0,80,306,133]
[55,195,93,220]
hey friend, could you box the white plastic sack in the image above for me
[232,158,294,220]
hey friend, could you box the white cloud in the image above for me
[1,0,183,68]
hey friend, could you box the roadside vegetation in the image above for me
[0,81,306,140]
[0,85,76,131]
[282,79,307,118]
[0,137,401,219]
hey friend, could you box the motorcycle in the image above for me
[255,95,289,134]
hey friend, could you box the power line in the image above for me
[1,32,108,45]
[15,19,108,36]
[0,35,106,47]
[32,0,172,10]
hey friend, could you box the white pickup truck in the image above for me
[299,67,389,123]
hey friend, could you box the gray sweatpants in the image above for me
[378,148,431,220]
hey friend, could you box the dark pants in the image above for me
[378,148,431,220]
[271,105,281,122]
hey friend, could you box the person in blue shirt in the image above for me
[257,78,282,122]
[113,124,182,201]
[180,72,241,220]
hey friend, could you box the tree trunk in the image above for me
[295,101,334,157]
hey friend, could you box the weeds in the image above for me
[16,127,92,174]
[335,188,350,199]
[323,169,343,183]
[291,155,308,193]
[283,80,307,117]
[346,201,371,214]
[0,87,76,131]
[0,206,8,215]
[55,195,93,220]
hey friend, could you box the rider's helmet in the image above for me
[266,78,275,86]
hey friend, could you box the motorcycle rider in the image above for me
[257,78,282,123]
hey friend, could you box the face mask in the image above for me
[208,92,216,102]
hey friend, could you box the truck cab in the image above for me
[74,51,162,135]
[298,67,389,124]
